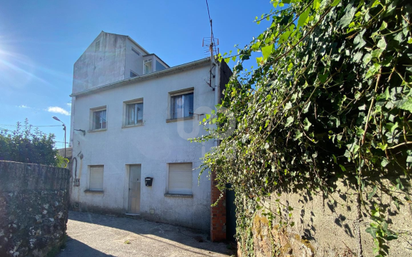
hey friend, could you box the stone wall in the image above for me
[0,161,70,257]
[238,179,412,257]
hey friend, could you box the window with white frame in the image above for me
[91,107,107,130]
[89,165,104,191]
[125,99,143,126]
[170,91,194,119]
[168,163,192,195]
[144,61,152,74]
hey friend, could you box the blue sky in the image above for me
[0,0,274,148]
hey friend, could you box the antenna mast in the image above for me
[203,0,219,58]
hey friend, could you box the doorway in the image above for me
[128,164,141,213]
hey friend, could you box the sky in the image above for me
[0,0,274,149]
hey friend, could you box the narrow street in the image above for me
[57,211,234,257]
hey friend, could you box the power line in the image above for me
[0,124,62,127]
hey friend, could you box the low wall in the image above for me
[238,179,412,257]
[0,161,70,257]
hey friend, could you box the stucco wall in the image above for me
[125,39,145,78]
[71,63,216,231]
[238,179,412,257]
[73,32,127,94]
[0,161,70,257]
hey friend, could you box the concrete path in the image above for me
[57,211,234,257]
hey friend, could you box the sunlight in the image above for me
[0,47,49,88]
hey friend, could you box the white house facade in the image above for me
[69,32,231,231]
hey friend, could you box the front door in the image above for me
[128,165,141,213]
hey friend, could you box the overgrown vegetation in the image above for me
[0,119,68,167]
[195,0,411,256]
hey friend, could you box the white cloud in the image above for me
[18,105,29,108]
[66,102,72,107]
[47,106,70,116]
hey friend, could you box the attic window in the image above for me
[132,48,140,56]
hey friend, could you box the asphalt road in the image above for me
[57,211,233,257]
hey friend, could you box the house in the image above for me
[69,31,231,233]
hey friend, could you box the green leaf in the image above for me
[365,63,381,79]
[379,21,387,31]
[377,37,387,50]
[368,186,377,200]
[381,158,390,167]
[285,116,294,127]
[303,118,312,131]
[398,97,412,112]
[331,0,341,6]
[298,8,310,28]
[366,226,378,239]
[312,0,320,10]
[285,102,292,110]
[261,45,273,61]
[337,3,357,29]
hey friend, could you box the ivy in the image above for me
[194,0,411,256]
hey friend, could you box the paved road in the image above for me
[57,211,233,257]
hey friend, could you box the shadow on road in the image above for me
[59,236,115,257]
[58,211,232,257]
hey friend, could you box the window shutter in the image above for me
[169,163,192,194]
[90,166,103,190]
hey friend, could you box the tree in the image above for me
[0,119,66,167]
[196,0,411,256]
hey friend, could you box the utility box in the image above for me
[145,177,153,187]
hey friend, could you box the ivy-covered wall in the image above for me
[237,178,412,257]
[0,161,70,257]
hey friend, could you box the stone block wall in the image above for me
[0,161,70,257]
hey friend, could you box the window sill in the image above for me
[84,189,104,194]
[122,122,144,129]
[88,128,107,133]
[166,116,194,123]
[164,193,193,198]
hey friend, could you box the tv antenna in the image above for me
[202,0,219,57]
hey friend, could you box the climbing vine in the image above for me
[194,0,411,256]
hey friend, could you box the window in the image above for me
[132,48,140,56]
[91,107,107,130]
[144,61,152,74]
[168,163,192,195]
[89,166,103,191]
[130,71,138,78]
[125,99,143,126]
[170,91,193,119]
